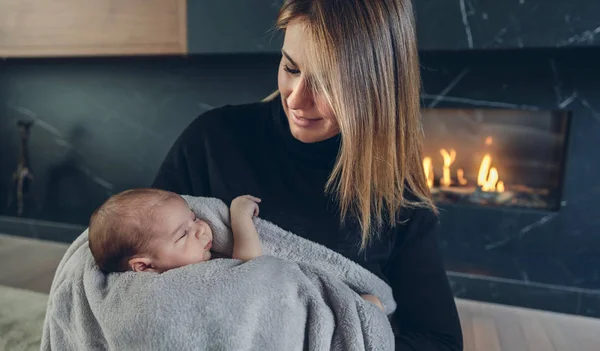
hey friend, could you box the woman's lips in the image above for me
[291,110,322,128]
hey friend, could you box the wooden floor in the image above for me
[459,298,600,351]
[1,233,599,350]
[0,234,67,293]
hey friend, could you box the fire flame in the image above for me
[457,169,468,185]
[477,154,492,188]
[423,136,505,193]
[439,149,456,187]
[423,157,434,189]
[477,154,504,192]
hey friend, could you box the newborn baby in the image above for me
[88,188,383,310]
[88,188,262,273]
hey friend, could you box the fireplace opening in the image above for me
[421,108,570,210]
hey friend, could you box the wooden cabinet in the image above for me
[0,0,187,57]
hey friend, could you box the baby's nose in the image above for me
[195,226,207,240]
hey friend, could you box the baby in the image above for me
[88,188,262,273]
[88,188,383,310]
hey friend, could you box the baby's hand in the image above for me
[230,195,261,220]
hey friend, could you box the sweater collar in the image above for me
[269,97,341,170]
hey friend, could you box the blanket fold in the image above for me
[41,196,396,351]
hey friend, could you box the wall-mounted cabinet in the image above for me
[0,0,187,57]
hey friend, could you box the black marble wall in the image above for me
[1,47,599,317]
[414,0,600,51]
[0,55,279,226]
[184,0,600,53]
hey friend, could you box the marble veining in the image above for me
[558,26,600,47]
[448,271,600,295]
[485,27,508,48]
[427,68,470,107]
[421,94,541,111]
[445,244,600,290]
[579,97,600,123]
[459,0,474,49]
[558,92,578,108]
[518,214,558,237]
[484,237,512,251]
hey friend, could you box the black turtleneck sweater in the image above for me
[151,98,463,350]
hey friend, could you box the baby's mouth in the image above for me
[204,240,212,250]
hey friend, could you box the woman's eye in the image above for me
[284,65,300,75]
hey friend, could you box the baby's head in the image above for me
[89,188,213,274]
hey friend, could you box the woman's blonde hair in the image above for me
[274,0,436,248]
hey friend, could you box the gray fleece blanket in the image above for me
[41,195,396,351]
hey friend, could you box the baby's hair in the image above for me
[88,188,179,273]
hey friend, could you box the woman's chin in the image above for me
[290,125,329,143]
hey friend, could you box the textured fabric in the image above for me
[41,195,396,351]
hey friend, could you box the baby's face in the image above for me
[148,196,213,272]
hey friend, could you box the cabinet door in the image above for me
[0,0,187,57]
[187,0,283,54]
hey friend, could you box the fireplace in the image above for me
[421,108,570,211]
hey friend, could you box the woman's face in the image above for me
[277,22,339,143]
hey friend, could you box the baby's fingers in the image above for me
[253,204,260,217]
[243,195,262,203]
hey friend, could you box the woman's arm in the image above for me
[383,209,463,351]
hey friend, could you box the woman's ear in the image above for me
[128,257,157,272]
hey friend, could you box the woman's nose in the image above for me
[287,77,314,110]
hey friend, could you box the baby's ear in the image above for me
[128,257,156,272]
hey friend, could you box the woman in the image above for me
[152,0,463,349]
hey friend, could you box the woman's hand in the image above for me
[361,294,384,311]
